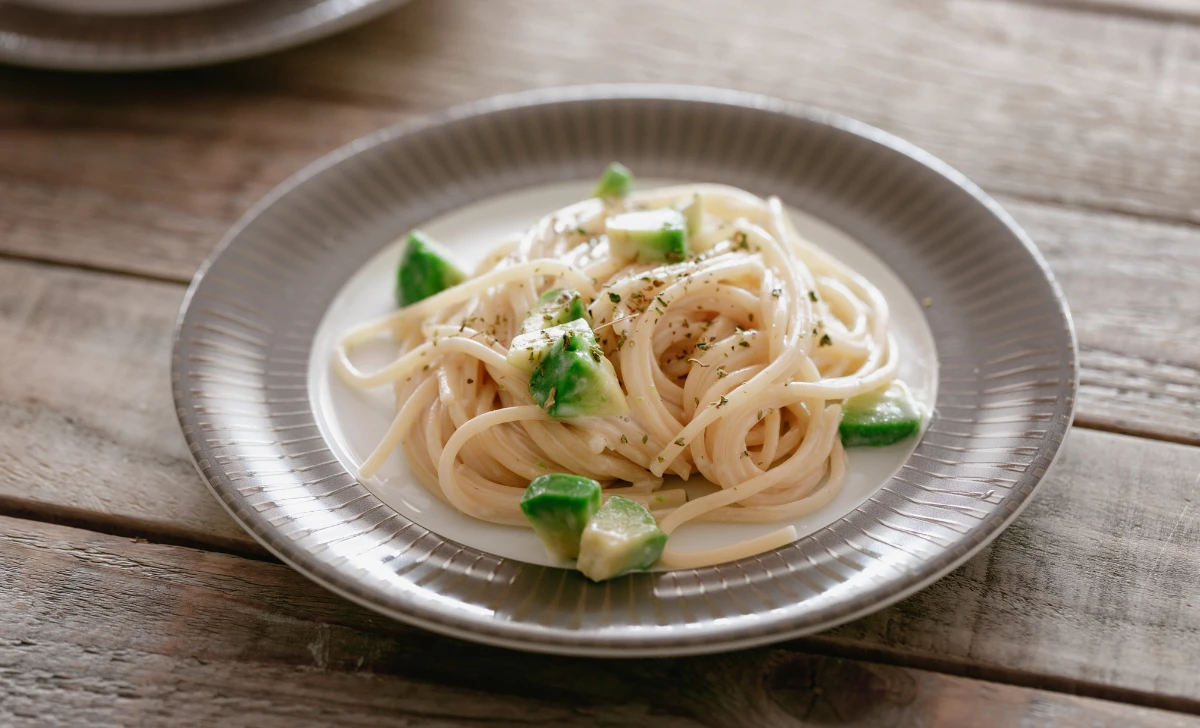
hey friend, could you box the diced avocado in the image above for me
[396,230,467,307]
[678,194,703,236]
[507,318,592,374]
[521,473,603,559]
[606,209,689,263]
[518,288,590,336]
[839,381,923,447]
[593,162,633,198]
[525,319,629,418]
[577,495,667,581]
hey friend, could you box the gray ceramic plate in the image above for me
[0,0,410,71]
[173,85,1076,657]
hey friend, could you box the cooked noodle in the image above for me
[335,183,898,568]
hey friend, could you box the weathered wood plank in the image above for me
[2,7,1198,437]
[4,514,1199,728]
[3,258,1200,705]
[222,0,1200,222]
[820,429,1200,708]
[0,261,257,553]
[1004,199,1200,445]
[3,3,1199,445]
[0,0,1197,286]
[102,0,1200,216]
[0,90,396,282]
[0,0,1193,716]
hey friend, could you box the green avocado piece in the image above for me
[576,495,667,581]
[593,162,634,198]
[507,318,591,374]
[523,319,628,418]
[521,473,603,559]
[519,288,590,336]
[839,381,923,447]
[396,230,467,307]
[606,208,689,263]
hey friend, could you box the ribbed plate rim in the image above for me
[0,0,411,71]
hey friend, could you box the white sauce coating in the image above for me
[334,183,897,568]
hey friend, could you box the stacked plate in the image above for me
[0,0,411,70]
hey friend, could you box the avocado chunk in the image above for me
[521,473,603,559]
[839,381,923,447]
[396,230,467,307]
[507,318,591,374]
[593,162,634,198]
[577,495,667,581]
[521,319,629,417]
[518,288,590,336]
[606,208,689,263]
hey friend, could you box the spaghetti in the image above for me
[335,180,899,570]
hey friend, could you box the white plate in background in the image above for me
[11,0,240,16]
[0,0,412,71]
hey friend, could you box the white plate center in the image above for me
[309,180,939,568]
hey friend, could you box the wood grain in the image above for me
[0,260,257,553]
[1005,199,1200,445]
[0,89,396,283]
[0,0,1197,716]
[3,259,1200,706]
[2,4,1198,442]
[227,0,1200,223]
[4,514,1199,728]
[822,429,1200,708]
[4,0,1196,227]
[0,0,1198,286]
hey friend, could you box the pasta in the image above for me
[334,174,904,573]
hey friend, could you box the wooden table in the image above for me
[2,0,1199,725]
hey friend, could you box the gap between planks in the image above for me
[0,248,189,287]
[1075,414,1200,448]
[798,638,1200,716]
[988,0,1200,25]
[0,496,274,562]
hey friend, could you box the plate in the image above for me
[173,85,1077,656]
[0,0,411,71]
